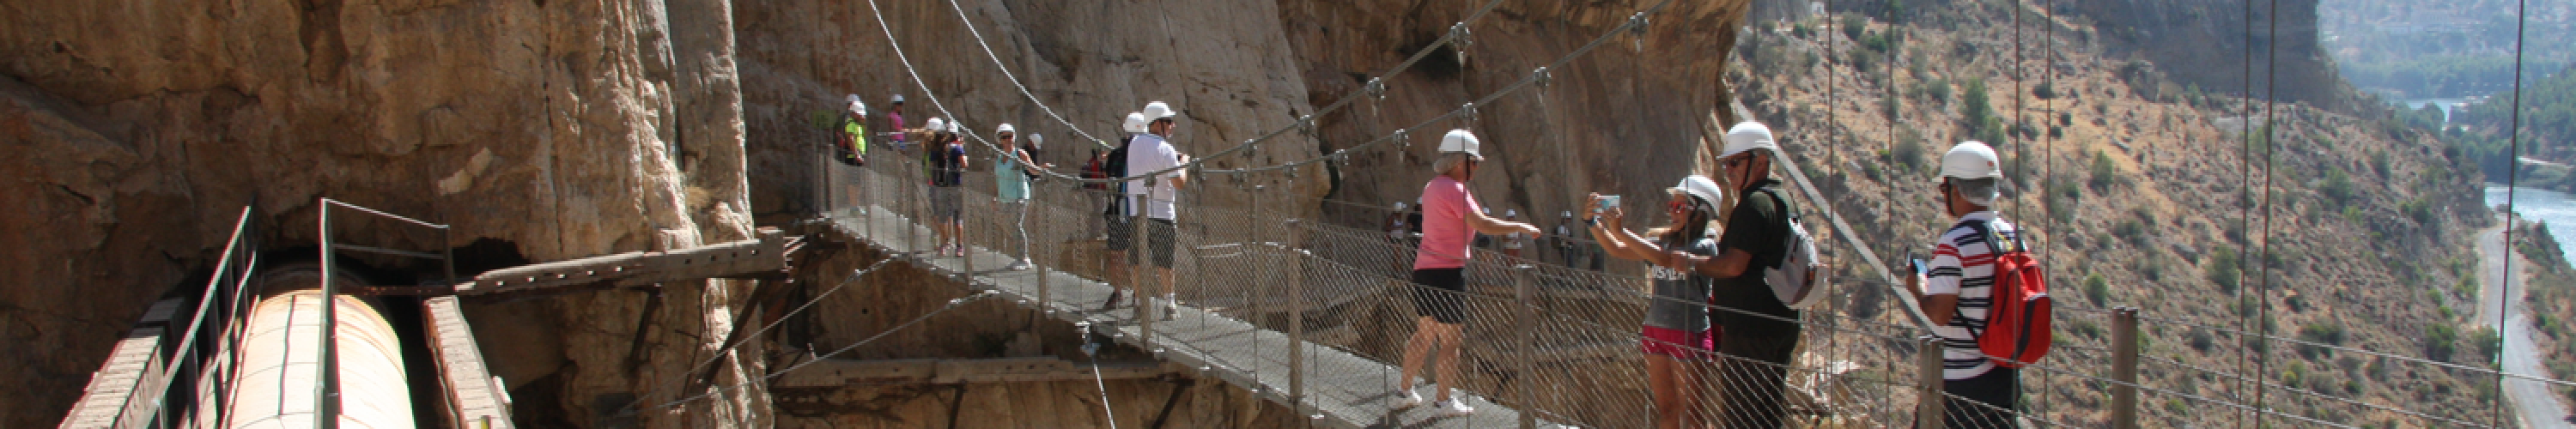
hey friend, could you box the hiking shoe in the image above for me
[1393,385,1424,409]
[1432,396,1474,416]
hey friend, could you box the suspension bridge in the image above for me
[49,0,2576,426]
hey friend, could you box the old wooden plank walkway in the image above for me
[823,207,1568,429]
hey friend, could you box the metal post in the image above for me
[1512,265,1538,429]
[1133,178,1155,351]
[2111,307,2142,429]
[1917,335,1946,429]
[1035,187,1050,316]
[442,227,458,288]
[316,202,339,429]
[908,155,921,256]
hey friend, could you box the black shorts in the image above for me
[1105,214,1133,251]
[1411,268,1468,324]
[1127,219,1177,268]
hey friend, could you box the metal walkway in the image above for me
[821,206,1560,429]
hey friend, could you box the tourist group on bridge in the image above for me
[829,93,2049,428]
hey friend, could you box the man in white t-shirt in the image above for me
[1127,101,1191,320]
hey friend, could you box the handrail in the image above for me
[816,158,2572,426]
[314,198,453,428]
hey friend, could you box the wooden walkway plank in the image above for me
[828,206,1569,429]
[423,296,514,428]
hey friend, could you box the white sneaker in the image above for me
[1005,259,1032,270]
[1393,385,1424,409]
[1163,295,1179,320]
[1432,396,1474,416]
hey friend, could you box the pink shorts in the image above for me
[1640,326,1718,360]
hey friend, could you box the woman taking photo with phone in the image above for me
[1587,176,1726,429]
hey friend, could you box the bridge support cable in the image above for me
[864,0,1510,186]
[2494,0,2530,424]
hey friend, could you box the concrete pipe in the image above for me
[216,269,416,428]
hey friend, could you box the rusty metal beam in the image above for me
[455,228,791,297]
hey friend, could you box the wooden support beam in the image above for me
[422,296,514,428]
[456,228,792,297]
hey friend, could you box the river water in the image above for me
[2488,184,2576,247]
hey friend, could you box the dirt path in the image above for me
[2476,221,2573,427]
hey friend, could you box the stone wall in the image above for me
[0,0,758,426]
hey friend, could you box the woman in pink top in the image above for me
[1394,130,1539,416]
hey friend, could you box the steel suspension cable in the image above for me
[872,0,1510,184]
[2253,0,2281,420]
[1208,3,1681,175]
[2495,0,2529,425]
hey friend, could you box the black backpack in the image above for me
[1102,136,1135,216]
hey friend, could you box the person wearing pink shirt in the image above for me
[1393,130,1538,416]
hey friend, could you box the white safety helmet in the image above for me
[1394,202,1409,210]
[1123,112,1149,134]
[890,94,907,105]
[1028,133,1043,148]
[1939,141,2005,180]
[1483,208,1493,215]
[1668,175,1726,211]
[847,94,868,116]
[1505,208,1518,217]
[1562,210,1574,219]
[1438,129,1483,159]
[926,118,947,133]
[996,123,1017,135]
[1143,101,1178,120]
[1720,121,1779,159]
[951,120,967,136]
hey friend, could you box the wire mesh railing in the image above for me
[817,135,2571,428]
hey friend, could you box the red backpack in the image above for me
[1963,221,2051,368]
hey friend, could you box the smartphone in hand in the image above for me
[1910,258,1929,275]
[1595,195,1621,214]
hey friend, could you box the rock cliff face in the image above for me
[0,0,761,427]
[1277,0,1751,226]
[736,0,1329,223]
[6,0,1755,426]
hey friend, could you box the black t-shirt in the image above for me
[1712,178,1801,334]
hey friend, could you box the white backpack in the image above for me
[1758,189,1829,310]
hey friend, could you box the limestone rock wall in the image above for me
[736,0,1327,223]
[0,0,758,427]
[1277,0,1751,227]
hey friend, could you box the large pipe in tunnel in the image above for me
[214,268,416,428]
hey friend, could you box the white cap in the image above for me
[1438,129,1482,159]
[1144,101,1178,120]
[1720,121,1779,159]
[1394,202,1409,210]
[1940,141,2004,179]
[848,94,868,115]
[926,118,947,132]
[1668,175,1725,210]
[1124,112,1149,134]
[997,123,1017,135]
